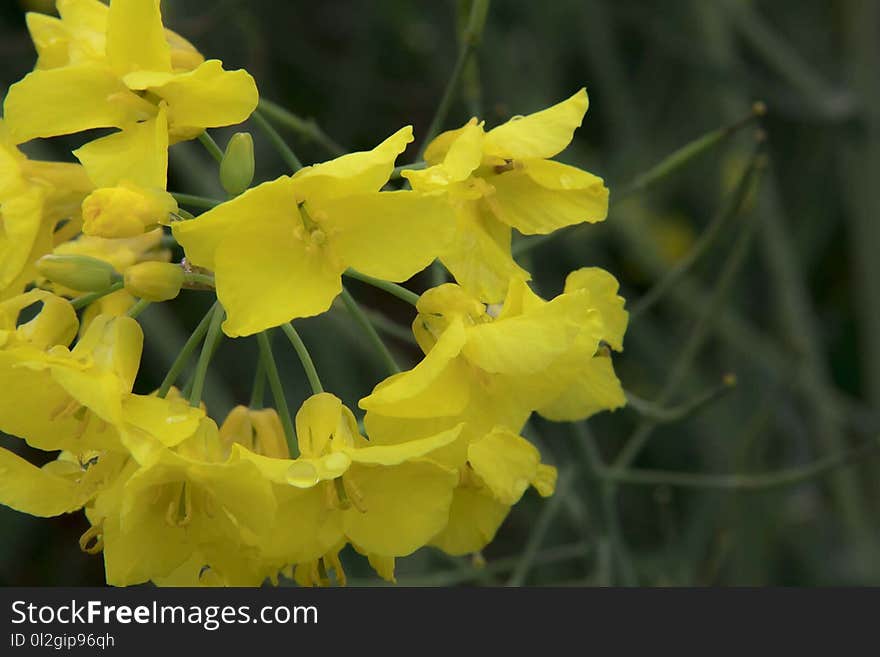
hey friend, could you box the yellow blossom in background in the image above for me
[404,89,608,302]
[174,127,456,336]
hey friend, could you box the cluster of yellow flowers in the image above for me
[0,0,627,586]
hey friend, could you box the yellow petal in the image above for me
[487,159,608,235]
[0,447,84,517]
[121,393,205,448]
[145,60,258,133]
[429,486,509,556]
[563,267,628,351]
[348,424,462,465]
[291,126,412,199]
[440,204,529,304]
[213,223,344,336]
[295,392,343,458]
[461,289,594,374]
[343,460,457,556]
[3,66,155,143]
[359,318,470,418]
[537,352,625,421]
[264,485,344,565]
[74,105,169,189]
[405,120,484,188]
[0,188,47,294]
[467,428,541,505]
[106,0,172,75]
[321,191,455,281]
[172,175,293,270]
[2,289,79,349]
[26,12,70,70]
[484,88,588,160]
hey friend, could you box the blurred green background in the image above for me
[2,0,879,586]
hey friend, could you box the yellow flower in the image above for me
[360,270,627,442]
[403,89,608,303]
[25,0,204,72]
[173,128,456,336]
[4,0,257,150]
[89,416,274,586]
[430,427,557,555]
[228,393,460,579]
[0,298,202,455]
[0,120,93,299]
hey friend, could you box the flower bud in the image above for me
[123,261,184,302]
[220,132,255,197]
[81,184,178,239]
[36,254,119,292]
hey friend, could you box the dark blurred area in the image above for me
[2,0,879,586]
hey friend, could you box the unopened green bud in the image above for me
[36,254,119,292]
[220,132,255,197]
[124,262,185,302]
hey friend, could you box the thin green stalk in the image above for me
[257,98,346,157]
[506,468,576,587]
[157,301,219,398]
[126,299,151,319]
[281,323,323,394]
[181,272,215,289]
[416,0,491,160]
[252,109,303,172]
[170,192,223,209]
[625,374,737,424]
[628,148,762,320]
[250,357,266,409]
[614,157,764,469]
[363,308,417,344]
[198,131,224,164]
[70,280,124,310]
[340,287,400,375]
[391,161,426,180]
[256,331,296,454]
[343,269,420,306]
[603,437,880,490]
[188,304,226,407]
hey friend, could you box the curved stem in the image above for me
[340,287,401,375]
[70,280,124,310]
[157,301,219,398]
[252,109,303,172]
[250,357,266,409]
[188,303,226,407]
[624,374,737,423]
[198,131,224,164]
[256,331,297,455]
[343,269,420,306]
[126,298,152,319]
[171,192,223,209]
[281,323,323,395]
[257,98,346,157]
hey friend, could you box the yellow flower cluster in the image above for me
[0,1,627,586]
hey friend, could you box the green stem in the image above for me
[252,108,303,172]
[181,272,216,289]
[257,98,346,157]
[343,269,420,306]
[198,131,224,164]
[628,148,762,320]
[391,161,426,180]
[170,192,223,209]
[188,303,226,407]
[281,323,323,395]
[157,301,219,398]
[256,331,297,454]
[250,357,266,409]
[603,437,880,490]
[70,280,124,310]
[625,374,737,424]
[416,0,491,161]
[340,287,401,375]
[126,298,151,319]
[363,308,417,344]
[506,468,576,587]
